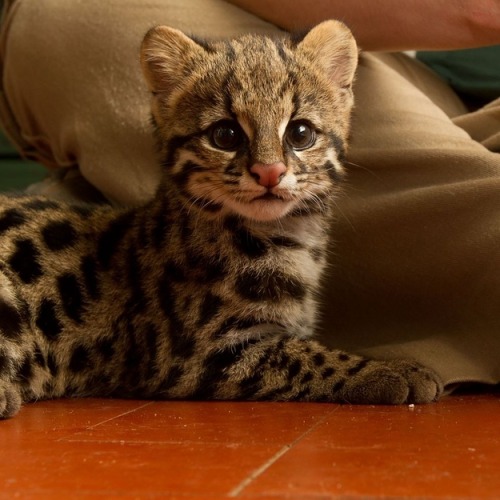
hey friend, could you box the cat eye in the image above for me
[285,121,316,151]
[209,120,244,151]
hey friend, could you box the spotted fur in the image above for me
[0,22,442,418]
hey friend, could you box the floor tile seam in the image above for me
[86,401,155,429]
[227,405,342,498]
[53,402,155,442]
[55,437,263,447]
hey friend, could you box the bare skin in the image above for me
[225,0,500,51]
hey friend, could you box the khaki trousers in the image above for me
[1,0,499,389]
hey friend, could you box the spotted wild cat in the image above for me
[0,21,442,418]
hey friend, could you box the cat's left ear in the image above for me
[297,20,358,90]
[141,25,205,95]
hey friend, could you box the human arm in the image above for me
[225,0,500,51]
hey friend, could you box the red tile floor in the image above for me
[1,393,499,498]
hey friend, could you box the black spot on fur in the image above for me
[0,352,10,376]
[9,238,43,284]
[233,227,269,258]
[198,293,223,327]
[143,322,159,381]
[191,343,249,399]
[0,208,27,235]
[332,379,346,394]
[69,344,91,373]
[41,220,78,251]
[215,316,267,338]
[236,269,306,302]
[287,359,302,380]
[97,211,134,269]
[33,345,47,369]
[338,353,350,362]
[36,299,62,341]
[238,371,264,399]
[163,260,186,283]
[300,371,314,384]
[80,255,101,301]
[151,197,172,249]
[269,236,303,249]
[313,353,326,366]
[157,270,195,359]
[224,217,269,258]
[157,365,184,395]
[97,337,115,362]
[70,205,94,217]
[0,299,23,339]
[322,367,335,379]
[47,352,59,377]
[125,246,147,314]
[15,355,33,383]
[57,273,86,323]
[347,359,369,376]
[184,251,227,283]
[296,388,311,400]
[21,199,60,211]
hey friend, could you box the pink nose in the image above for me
[250,162,287,188]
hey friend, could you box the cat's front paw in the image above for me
[339,359,443,405]
[0,382,22,419]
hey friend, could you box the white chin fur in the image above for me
[227,199,295,221]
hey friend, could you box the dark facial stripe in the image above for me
[8,239,43,284]
[0,208,27,235]
[41,220,78,251]
[57,273,86,323]
[328,132,346,163]
[323,160,345,183]
[163,134,197,169]
[173,161,208,190]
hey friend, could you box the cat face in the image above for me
[141,21,358,222]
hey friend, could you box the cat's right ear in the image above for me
[297,20,358,91]
[141,26,204,95]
